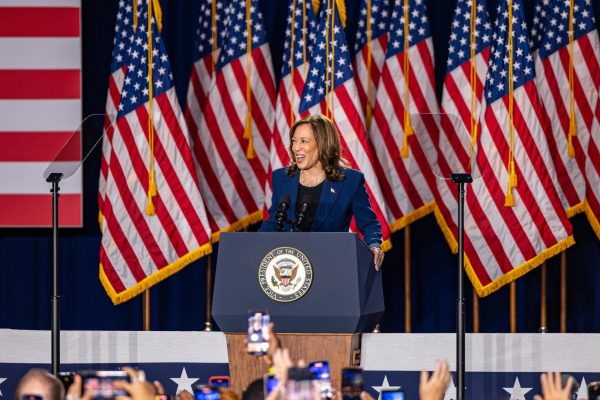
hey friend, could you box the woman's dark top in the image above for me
[296,181,324,231]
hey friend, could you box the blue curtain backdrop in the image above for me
[1,0,599,332]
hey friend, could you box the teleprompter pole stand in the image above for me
[451,172,472,400]
[46,172,63,375]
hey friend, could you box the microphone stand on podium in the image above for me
[42,114,114,375]
[411,113,478,400]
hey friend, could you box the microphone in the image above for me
[275,195,291,232]
[293,195,312,231]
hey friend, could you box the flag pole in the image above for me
[560,252,567,332]
[143,289,150,330]
[404,226,411,333]
[473,291,479,333]
[205,254,213,331]
[510,281,516,333]
[540,262,547,331]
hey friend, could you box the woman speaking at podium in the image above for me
[259,114,384,270]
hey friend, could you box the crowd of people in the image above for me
[13,324,586,400]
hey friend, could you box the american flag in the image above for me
[467,0,574,296]
[185,0,229,187]
[0,0,81,227]
[436,0,492,253]
[352,0,390,130]
[193,0,276,239]
[99,0,136,227]
[588,102,600,238]
[100,1,212,304]
[264,0,317,212]
[299,2,392,248]
[532,0,600,237]
[368,0,439,232]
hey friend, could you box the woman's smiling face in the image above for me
[291,124,321,171]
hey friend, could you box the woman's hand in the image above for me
[370,247,384,271]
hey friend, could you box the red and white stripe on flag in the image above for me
[533,0,600,225]
[265,0,317,213]
[436,0,492,253]
[99,0,136,227]
[0,0,82,227]
[352,0,389,129]
[369,0,439,232]
[464,0,573,296]
[192,0,276,240]
[299,2,392,248]
[184,0,230,232]
[100,6,212,304]
[587,101,600,237]
[531,0,600,240]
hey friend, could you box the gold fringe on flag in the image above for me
[329,0,336,121]
[211,0,218,69]
[335,0,346,28]
[312,0,320,16]
[145,0,161,215]
[244,0,255,159]
[302,0,308,73]
[152,0,162,30]
[567,0,576,157]
[365,0,373,130]
[324,0,331,118]
[504,0,517,207]
[400,0,412,158]
[289,0,298,125]
[469,0,478,160]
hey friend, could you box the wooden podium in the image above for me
[212,232,384,393]
[225,333,361,394]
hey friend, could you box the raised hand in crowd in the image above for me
[176,389,195,400]
[65,374,92,400]
[533,372,575,400]
[262,322,281,368]
[111,367,156,400]
[265,348,294,400]
[419,360,451,400]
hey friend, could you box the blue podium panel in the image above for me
[212,232,384,333]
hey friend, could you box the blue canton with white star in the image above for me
[110,0,135,73]
[530,0,550,51]
[298,4,354,112]
[445,0,493,73]
[281,0,317,77]
[193,0,229,62]
[386,0,431,58]
[216,0,269,71]
[484,0,535,104]
[354,0,391,53]
[117,3,174,118]
[536,0,597,59]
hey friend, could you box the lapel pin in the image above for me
[330,188,335,194]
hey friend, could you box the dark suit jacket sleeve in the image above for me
[258,170,282,232]
[352,172,382,247]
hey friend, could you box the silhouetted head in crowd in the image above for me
[15,369,64,400]
[241,378,263,400]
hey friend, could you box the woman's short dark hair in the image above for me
[286,114,349,181]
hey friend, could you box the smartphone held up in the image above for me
[341,367,364,400]
[247,310,270,355]
[79,370,130,400]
